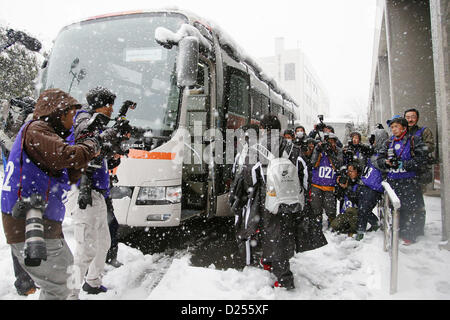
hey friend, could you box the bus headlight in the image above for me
[136,186,182,205]
[166,186,182,203]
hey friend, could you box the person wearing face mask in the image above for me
[377,116,428,245]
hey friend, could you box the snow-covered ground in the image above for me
[0,193,449,300]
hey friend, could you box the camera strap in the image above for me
[17,121,51,202]
[388,136,409,159]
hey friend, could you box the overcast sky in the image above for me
[0,0,377,120]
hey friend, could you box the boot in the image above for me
[107,258,123,268]
[82,282,107,295]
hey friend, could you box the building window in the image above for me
[285,63,295,81]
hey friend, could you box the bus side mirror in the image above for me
[176,36,199,88]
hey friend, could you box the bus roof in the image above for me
[74,8,299,109]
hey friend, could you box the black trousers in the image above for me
[357,185,381,233]
[105,196,119,262]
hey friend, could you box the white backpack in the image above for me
[252,143,304,214]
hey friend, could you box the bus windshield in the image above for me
[42,13,187,137]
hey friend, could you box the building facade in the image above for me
[258,37,330,131]
[368,0,450,249]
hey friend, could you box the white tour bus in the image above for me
[39,9,299,229]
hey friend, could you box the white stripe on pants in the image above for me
[69,189,110,297]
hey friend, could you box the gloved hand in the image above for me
[315,143,323,153]
[100,127,120,144]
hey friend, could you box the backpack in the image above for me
[252,143,304,214]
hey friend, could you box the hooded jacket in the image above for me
[2,89,100,244]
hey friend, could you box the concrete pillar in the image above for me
[368,96,377,130]
[374,82,382,125]
[378,55,393,123]
[430,0,450,249]
[385,0,437,134]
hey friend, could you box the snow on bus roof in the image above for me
[73,7,298,108]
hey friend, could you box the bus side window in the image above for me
[251,89,262,121]
[261,95,269,116]
[187,62,210,112]
[226,70,249,129]
[189,62,209,96]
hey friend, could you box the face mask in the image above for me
[296,132,304,139]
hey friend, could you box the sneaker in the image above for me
[82,282,107,295]
[17,286,37,296]
[107,258,123,268]
[355,233,364,241]
[402,239,414,246]
[259,258,272,272]
[273,281,295,290]
[367,224,380,232]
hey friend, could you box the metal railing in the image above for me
[377,181,401,294]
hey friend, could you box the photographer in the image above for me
[353,128,389,241]
[308,116,343,148]
[1,88,101,300]
[66,86,131,299]
[343,131,373,170]
[0,97,38,296]
[376,116,428,245]
[404,108,435,236]
[330,163,361,235]
[310,133,343,229]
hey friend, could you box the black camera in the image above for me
[344,141,357,159]
[338,167,349,185]
[77,100,136,209]
[387,147,399,169]
[12,193,47,266]
[316,115,326,132]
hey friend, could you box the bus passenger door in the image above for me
[181,59,214,218]
[221,68,250,194]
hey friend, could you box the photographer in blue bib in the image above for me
[1,89,101,299]
[377,116,428,245]
[310,132,344,229]
[66,87,133,299]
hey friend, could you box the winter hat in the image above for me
[386,115,402,127]
[33,88,81,120]
[283,129,295,138]
[86,86,116,110]
[387,116,408,128]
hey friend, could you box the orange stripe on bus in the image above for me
[127,149,176,160]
